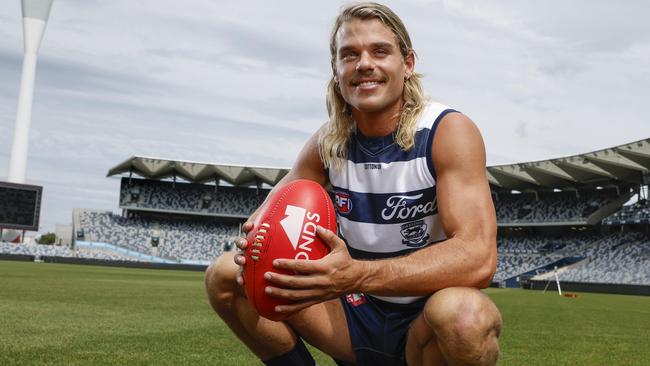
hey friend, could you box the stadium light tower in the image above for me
[7,0,53,183]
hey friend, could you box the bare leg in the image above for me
[405,287,502,366]
[205,252,355,363]
[205,252,296,359]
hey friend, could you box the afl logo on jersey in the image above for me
[335,191,352,214]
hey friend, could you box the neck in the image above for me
[352,100,402,137]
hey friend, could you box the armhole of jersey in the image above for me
[426,109,459,181]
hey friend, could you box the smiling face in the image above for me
[333,18,414,121]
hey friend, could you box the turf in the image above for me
[1,261,649,365]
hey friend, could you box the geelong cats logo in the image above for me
[400,220,430,247]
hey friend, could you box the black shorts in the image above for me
[337,294,428,366]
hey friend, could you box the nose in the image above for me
[355,51,374,72]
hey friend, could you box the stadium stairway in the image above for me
[532,257,590,281]
[586,192,635,225]
[502,256,586,288]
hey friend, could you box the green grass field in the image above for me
[1,260,649,366]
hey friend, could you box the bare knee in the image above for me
[424,287,501,365]
[205,252,242,314]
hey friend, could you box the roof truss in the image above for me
[108,138,650,190]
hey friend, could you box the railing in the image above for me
[75,241,177,264]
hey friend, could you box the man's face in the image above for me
[333,18,414,115]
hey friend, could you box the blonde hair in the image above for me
[319,2,427,170]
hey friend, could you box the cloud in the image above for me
[1,0,649,233]
[515,121,528,138]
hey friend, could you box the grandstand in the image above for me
[0,240,138,262]
[2,139,650,293]
[602,198,650,225]
[491,138,650,290]
[560,232,650,285]
[75,209,240,263]
[494,188,622,225]
[65,157,281,265]
[118,177,266,218]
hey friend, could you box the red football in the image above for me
[243,179,336,321]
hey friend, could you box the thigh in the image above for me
[286,297,355,364]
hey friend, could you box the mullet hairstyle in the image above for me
[319,2,427,171]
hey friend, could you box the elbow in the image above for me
[473,240,497,289]
[475,261,496,289]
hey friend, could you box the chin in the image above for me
[351,98,395,114]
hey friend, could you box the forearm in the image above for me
[356,236,496,296]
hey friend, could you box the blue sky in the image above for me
[1,0,649,233]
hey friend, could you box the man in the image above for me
[205,3,502,365]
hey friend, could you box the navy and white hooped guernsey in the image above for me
[328,101,458,304]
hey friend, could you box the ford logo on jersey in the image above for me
[381,194,437,221]
[335,191,352,214]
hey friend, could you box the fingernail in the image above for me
[265,287,272,294]
[236,276,243,285]
[273,259,280,266]
[316,225,325,233]
[275,306,283,312]
[264,272,271,280]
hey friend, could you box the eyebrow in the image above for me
[338,42,396,54]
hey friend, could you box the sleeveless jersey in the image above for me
[328,101,457,304]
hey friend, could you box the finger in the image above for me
[234,254,246,266]
[235,237,248,250]
[264,272,326,289]
[276,300,320,314]
[316,225,343,250]
[264,286,323,302]
[242,221,254,234]
[273,258,325,273]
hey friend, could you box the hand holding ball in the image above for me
[243,179,337,321]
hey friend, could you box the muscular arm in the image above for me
[359,113,497,294]
[266,114,497,312]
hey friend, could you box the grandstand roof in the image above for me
[488,138,650,190]
[108,138,650,190]
[107,156,289,187]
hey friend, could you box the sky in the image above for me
[0,0,649,234]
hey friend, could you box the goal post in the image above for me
[542,266,563,296]
[554,266,563,296]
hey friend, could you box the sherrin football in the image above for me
[243,179,336,321]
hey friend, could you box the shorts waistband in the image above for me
[365,294,429,312]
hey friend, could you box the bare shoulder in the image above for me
[289,122,330,186]
[431,112,486,172]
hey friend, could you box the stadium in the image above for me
[2,138,650,365]
[3,139,650,293]
[2,1,650,365]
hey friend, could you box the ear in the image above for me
[404,50,415,79]
[332,63,339,84]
